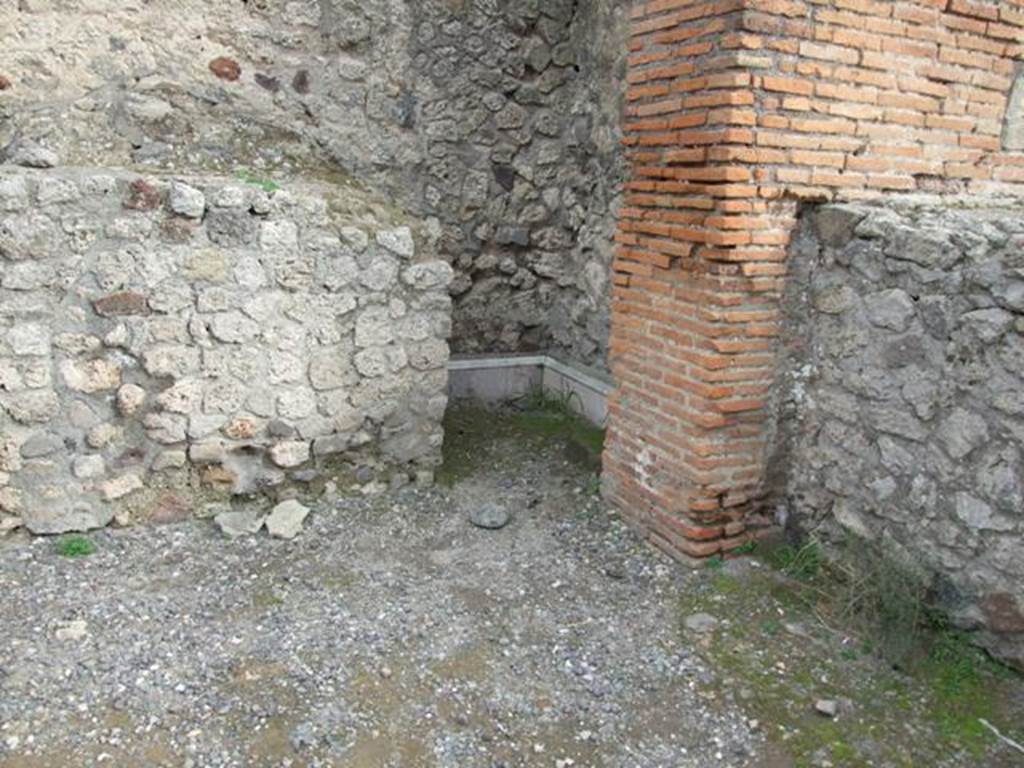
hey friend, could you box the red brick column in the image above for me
[602,0,1024,560]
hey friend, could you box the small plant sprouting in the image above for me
[705,555,725,571]
[732,540,757,556]
[235,169,280,193]
[56,536,96,558]
[768,540,823,581]
[760,618,781,636]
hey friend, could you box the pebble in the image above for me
[470,502,510,530]
[684,613,719,634]
[815,698,839,718]
[265,500,310,540]
[214,509,266,538]
[56,620,89,641]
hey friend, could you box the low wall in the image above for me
[0,167,453,533]
[774,200,1024,668]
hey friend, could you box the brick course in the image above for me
[604,0,1024,559]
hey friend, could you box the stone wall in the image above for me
[0,167,453,534]
[604,0,1024,562]
[0,0,627,368]
[773,200,1024,669]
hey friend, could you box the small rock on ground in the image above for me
[685,612,719,634]
[55,620,89,641]
[265,500,310,540]
[815,698,839,718]
[469,502,510,530]
[214,509,266,538]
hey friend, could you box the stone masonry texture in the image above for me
[604,0,1024,551]
[2,0,1024,667]
[775,199,1024,670]
[0,0,627,368]
[0,168,452,533]
[600,0,1024,666]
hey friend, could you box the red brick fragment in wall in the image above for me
[123,179,162,211]
[605,0,1024,561]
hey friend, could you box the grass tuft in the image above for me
[56,536,96,558]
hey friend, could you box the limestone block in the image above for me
[101,473,143,501]
[169,181,205,218]
[375,227,414,258]
[269,441,311,468]
[117,384,147,416]
[60,359,121,393]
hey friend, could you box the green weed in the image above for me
[235,169,280,193]
[56,536,96,558]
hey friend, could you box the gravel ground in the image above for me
[0,427,763,768]
[4,410,1020,768]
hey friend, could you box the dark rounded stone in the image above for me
[254,73,280,92]
[292,69,310,94]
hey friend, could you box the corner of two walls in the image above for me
[606,0,1024,664]
[606,0,1024,554]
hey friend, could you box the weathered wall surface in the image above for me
[773,200,1024,669]
[0,167,452,534]
[605,0,1024,562]
[0,0,627,367]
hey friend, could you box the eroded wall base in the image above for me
[0,168,452,533]
[775,199,1024,670]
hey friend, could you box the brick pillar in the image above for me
[602,0,1024,560]
[602,0,797,559]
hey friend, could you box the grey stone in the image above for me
[87,423,121,449]
[169,181,205,218]
[7,323,50,356]
[960,308,1013,343]
[23,501,114,534]
[813,284,856,315]
[265,500,310,540]
[684,613,718,634]
[375,227,414,258]
[60,359,121,393]
[206,210,256,246]
[4,391,60,424]
[117,384,147,416]
[189,441,228,465]
[470,502,510,530]
[214,509,266,539]
[355,306,395,347]
[9,141,59,168]
[268,419,296,438]
[72,455,105,479]
[814,206,865,247]
[101,474,143,501]
[20,433,62,458]
[153,450,187,471]
[269,441,311,468]
[864,289,916,332]
[55,620,89,642]
[402,261,454,291]
[815,699,838,718]
[938,408,989,460]
[955,493,1013,532]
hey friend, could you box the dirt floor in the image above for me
[0,403,1021,767]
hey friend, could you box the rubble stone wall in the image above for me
[774,200,1024,669]
[0,167,453,534]
[0,0,627,368]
